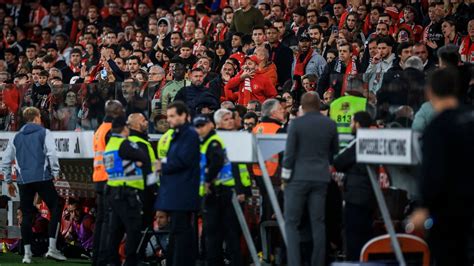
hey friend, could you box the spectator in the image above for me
[412,43,437,72]
[229,0,264,35]
[224,55,277,105]
[266,26,293,87]
[196,56,218,84]
[292,33,327,82]
[254,47,278,87]
[174,67,219,115]
[243,111,258,132]
[319,42,361,98]
[160,61,190,114]
[459,19,474,63]
[208,62,237,103]
[61,199,94,258]
[365,36,396,92]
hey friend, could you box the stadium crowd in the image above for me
[0,0,474,265]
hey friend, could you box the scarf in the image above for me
[241,77,253,104]
[341,57,358,96]
[294,48,314,77]
[70,63,81,73]
[460,36,474,63]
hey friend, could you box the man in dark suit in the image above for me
[155,101,200,266]
[282,92,339,266]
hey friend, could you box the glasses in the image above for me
[244,123,255,127]
[195,124,206,128]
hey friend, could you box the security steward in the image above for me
[91,100,123,266]
[252,99,286,221]
[193,115,242,266]
[157,128,174,160]
[329,77,368,147]
[127,113,157,228]
[103,116,149,266]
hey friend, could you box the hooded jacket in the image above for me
[224,70,277,105]
[260,63,278,87]
[0,123,59,184]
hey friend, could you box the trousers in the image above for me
[284,180,327,266]
[167,211,197,266]
[18,179,61,246]
[344,202,373,261]
[105,186,143,266]
[92,181,108,266]
[203,187,242,266]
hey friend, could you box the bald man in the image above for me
[127,113,158,232]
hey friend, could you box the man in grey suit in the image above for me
[282,92,339,266]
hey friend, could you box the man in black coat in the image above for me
[266,26,293,87]
[175,68,219,116]
[333,111,375,261]
[409,68,474,266]
[318,42,361,98]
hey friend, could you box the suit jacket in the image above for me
[282,112,339,182]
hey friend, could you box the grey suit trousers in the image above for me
[284,180,328,266]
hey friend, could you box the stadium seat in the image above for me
[360,234,430,265]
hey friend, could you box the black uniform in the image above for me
[420,106,474,266]
[129,129,156,228]
[202,130,242,266]
[333,140,375,261]
[105,136,148,266]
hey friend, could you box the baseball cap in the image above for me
[245,55,261,65]
[298,33,311,42]
[193,115,211,127]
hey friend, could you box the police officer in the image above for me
[103,116,148,265]
[193,114,242,266]
[214,109,252,203]
[91,100,123,266]
[127,113,157,228]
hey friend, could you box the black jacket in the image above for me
[116,137,148,172]
[207,76,226,101]
[175,85,219,115]
[318,59,362,98]
[420,106,474,216]
[270,43,294,87]
[333,140,375,207]
[129,129,153,179]
[202,130,225,184]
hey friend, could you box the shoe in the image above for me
[45,248,67,261]
[22,253,32,264]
